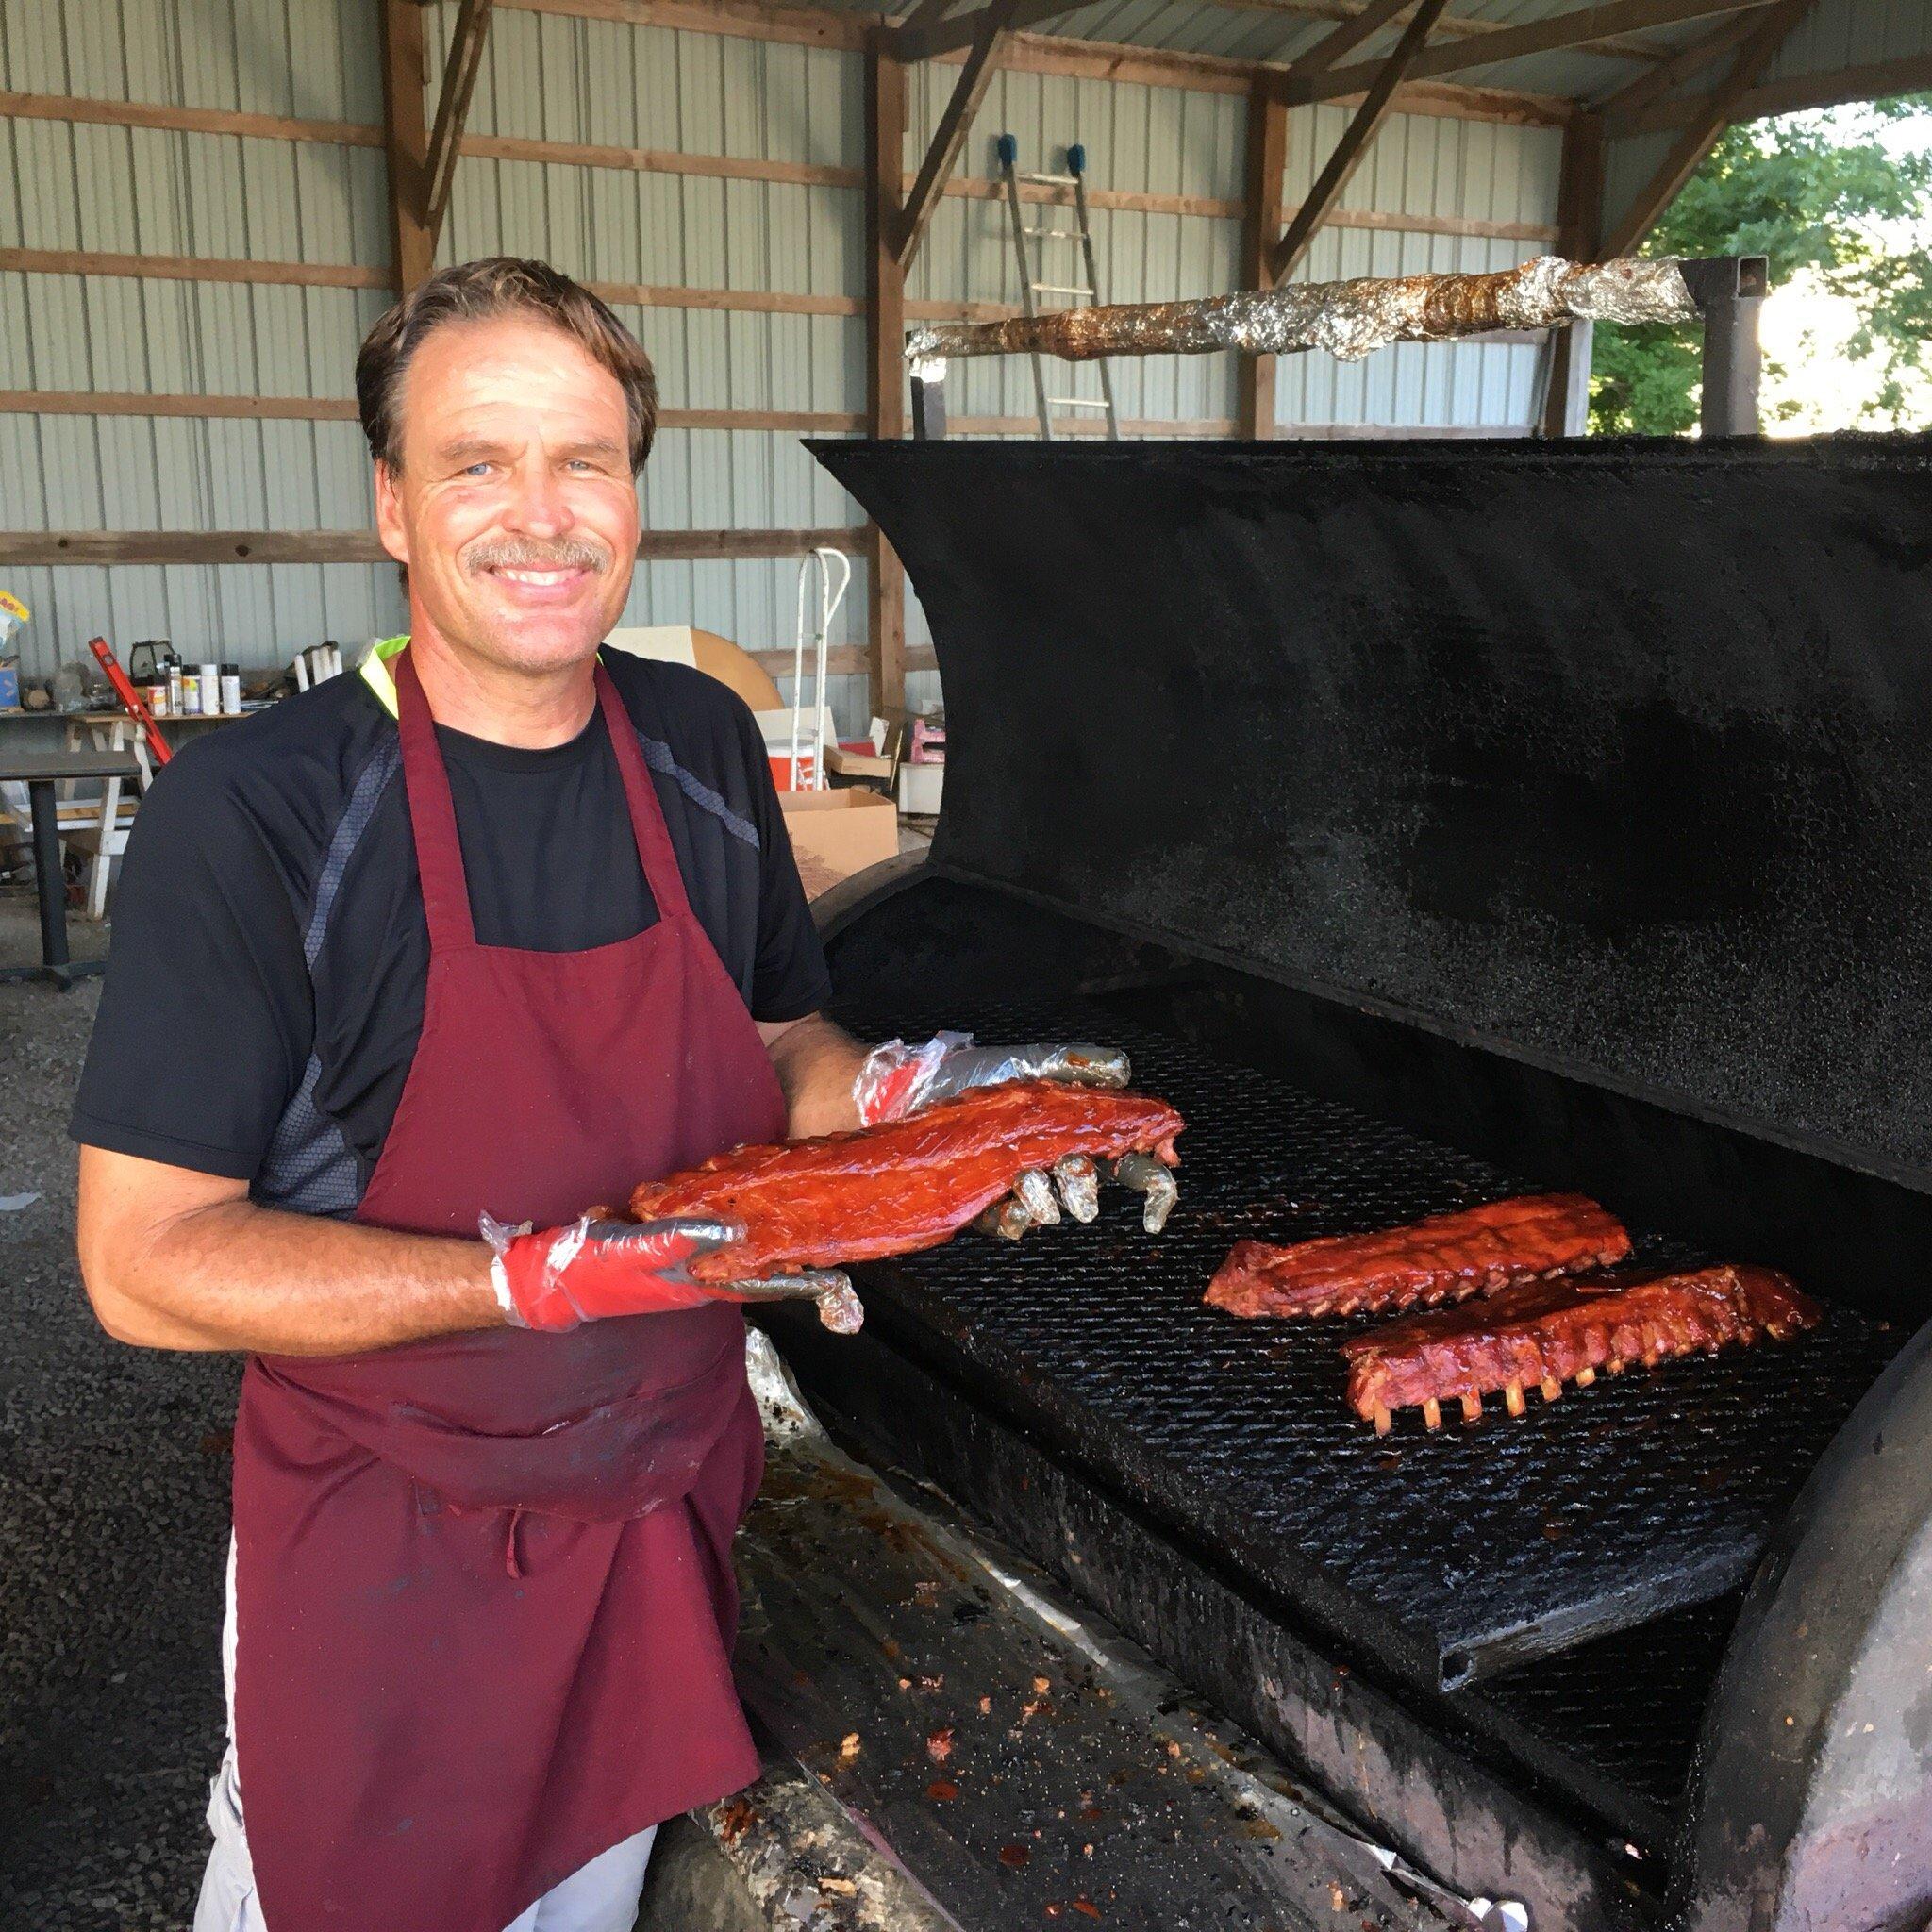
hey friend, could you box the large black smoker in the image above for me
[764,422,1932,1932]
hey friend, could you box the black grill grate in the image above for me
[828,990,1904,1693]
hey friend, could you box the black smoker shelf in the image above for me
[825,991,1902,1696]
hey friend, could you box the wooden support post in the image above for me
[1602,0,1810,257]
[1269,0,1450,285]
[379,0,435,293]
[1236,77,1288,440]
[1541,108,1602,437]
[865,34,908,721]
[425,0,497,246]
[894,0,1017,269]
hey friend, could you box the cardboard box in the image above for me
[780,786,899,897]
[824,741,894,781]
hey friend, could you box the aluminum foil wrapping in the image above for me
[906,256,1698,376]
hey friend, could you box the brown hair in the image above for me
[356,258,658,474]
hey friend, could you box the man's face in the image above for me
[373,314,640,675]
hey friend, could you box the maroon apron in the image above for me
[229,646,787,1932]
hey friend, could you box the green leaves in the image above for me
[1588,94,1932,434]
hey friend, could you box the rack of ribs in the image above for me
[629,1079,1186,1282]
[1205,1193,1631,1321]
[1342,1264,1821,1434]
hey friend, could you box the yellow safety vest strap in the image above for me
[362,635,408,718]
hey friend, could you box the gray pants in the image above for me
[195,1538,656,1931]
[192,1747,657,1932]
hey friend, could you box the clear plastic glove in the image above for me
[483,1212,863,1335]
[854,1030,1131,1127]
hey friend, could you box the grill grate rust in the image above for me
[827,990,1904,1692]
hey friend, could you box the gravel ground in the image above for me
[0,886,236,1930]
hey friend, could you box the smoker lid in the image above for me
[812,436,1932,1191]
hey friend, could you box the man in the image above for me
[71,258,1119,1932]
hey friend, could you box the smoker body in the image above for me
[774,437,1932,1932]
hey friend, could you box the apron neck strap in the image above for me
[393,644,476,952]
[593,658,693,924]
[393,644,695,953]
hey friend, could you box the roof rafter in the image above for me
[1613,46,1932,133]
[1282,0,1780,103]
[424,0,496,243]
[1602,0,1810,254]
[1593,7,1758,118]
[899,0,1679,70]
[1285,0,1416,77]
[894,0,1020,262]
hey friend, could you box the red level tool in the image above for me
[87,636,173,767]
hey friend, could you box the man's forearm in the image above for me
[762,1013,868,1139]
[79,1164,502,1357]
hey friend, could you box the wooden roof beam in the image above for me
[1593,7,1758,119]
[424,0,496,244]
[1613,47,1932,133]
[898,0,1681,68]
[1270,0,1451,282]
[1602,0,1810,255]
[893,0,962,33]
[1283,0,1780,103]
[896,0,1055,63]
[894,0,1020,264]
[1285,0,1416,76]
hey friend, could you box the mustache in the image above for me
[461,536,612,575]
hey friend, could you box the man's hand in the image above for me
[489,1212,861,1334]
[855,1033,1131,1127]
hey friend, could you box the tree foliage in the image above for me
[1589,95,1932,434]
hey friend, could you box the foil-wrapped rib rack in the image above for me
[905,256,1698,376]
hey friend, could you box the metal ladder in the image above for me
[996,132,1120,442]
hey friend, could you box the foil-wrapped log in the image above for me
[906,256,1697,375]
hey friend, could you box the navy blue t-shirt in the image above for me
[70,650,830,1191]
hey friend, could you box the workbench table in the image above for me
[0,748,142,988]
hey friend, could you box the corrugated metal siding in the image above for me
[427,2,868,718]
[10,0,1551,726]
[0,0,397,678]
[1276,104,1557,431]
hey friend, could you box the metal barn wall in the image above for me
[0,0,398,681]
[5,0,1559,728]
[424,2,875,723]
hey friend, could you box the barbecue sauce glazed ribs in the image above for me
[628,1080,1185,1281]
[1342,1264,1821,1433]
[1205,1192,1631,1321]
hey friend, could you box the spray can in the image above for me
[167,653,184,715]
[221,665,242,715]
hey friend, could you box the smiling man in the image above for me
[70,258,1120,1932]
[68,258,861,1932]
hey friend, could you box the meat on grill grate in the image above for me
[1205,1192,1631,1321]
[1342,1263,1822,1433]
[629,1079,1185,1280]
